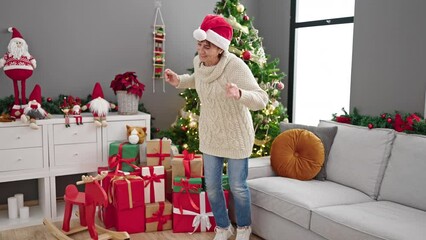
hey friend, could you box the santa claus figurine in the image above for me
[0,27,37,119]
[82,82,115,127]
[21,84,49,129]
[69,96,83,125]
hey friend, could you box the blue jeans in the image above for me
[203,153,252,228]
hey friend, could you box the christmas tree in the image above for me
[160,0,288,157]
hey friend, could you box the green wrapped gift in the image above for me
[222,175,230,190]
[108,141,140,172]
[173,177,203,193]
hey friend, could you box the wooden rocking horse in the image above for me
[43,171,130,240]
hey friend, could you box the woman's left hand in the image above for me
[226,83,241,100]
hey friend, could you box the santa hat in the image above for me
[29,84,42,103]
[8,27,26,43]
[91,82,105,99]
[193,14,233,51]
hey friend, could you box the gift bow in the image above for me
[108,142,140,174]
[142,166,165,203]
[146,138,171,166]
[109,175,142,208]
[146,202,172,231]
[173,192,213,233]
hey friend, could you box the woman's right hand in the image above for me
[164,69,180,87]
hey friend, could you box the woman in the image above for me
[165,14,268,240]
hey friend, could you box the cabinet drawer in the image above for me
[54,143,98,166]
[53,124,97,145]
[106,120,147,142]
[0,126,42,149]
[0,148,43,172]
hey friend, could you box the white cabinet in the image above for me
[0,112,151,230]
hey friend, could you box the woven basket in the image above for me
[116,90,139,115]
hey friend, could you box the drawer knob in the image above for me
[17,158,23,161]
[73,132,78,136]
[73,153,79,157]
[16,136,21,140]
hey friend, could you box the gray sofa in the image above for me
[246,120,426,240]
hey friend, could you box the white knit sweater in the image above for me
[177,51,268,159]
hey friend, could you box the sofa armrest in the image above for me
[248,156,276,180]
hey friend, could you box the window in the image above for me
[288,0,355,126]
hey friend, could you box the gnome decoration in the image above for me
[0,27,37,119]
[82,82,115,127]
[21,84,49,129]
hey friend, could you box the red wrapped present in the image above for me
[141,166,165,203]
[171,150,203,186]
[145,201,173,232]
[110,175,145,233]
[146,138,172,169]
[172,191,229,233]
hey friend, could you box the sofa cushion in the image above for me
[318,120,395,199]
[311,201,426,240]
[271,129,325,180]
[280,122,338,180]
[248,176,373,229]
[248,156,276,180]
[378,133,426,211]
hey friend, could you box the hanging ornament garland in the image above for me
[152,1,166,92]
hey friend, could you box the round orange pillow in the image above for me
[270,129,325,180]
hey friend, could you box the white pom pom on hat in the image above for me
[193,14,233,51]
[193,28,207,41]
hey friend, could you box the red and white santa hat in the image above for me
[8,27,26,43]
[29,84,42,104]
[193,14,233,51]
[91,82,105,99]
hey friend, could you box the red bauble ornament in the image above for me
[181,126,188,132]
[243,15,250,21]
[242,50,251,61]
[47,97,52,102]
[368,123,374,129]
[387,117,393,123]
[381,113,386,119]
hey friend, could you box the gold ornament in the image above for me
[254,136,271,146]
[189,121,197,128]
[237,3,245,13]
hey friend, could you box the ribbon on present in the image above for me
[172,192,213,233]
[108,142,140,174]
[146,139,171,166]
[142,166,165,203]
[109,175,142,208]
[174,149,200,178]
[174,178,200,212]
[146,202,172,231]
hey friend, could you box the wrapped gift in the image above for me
[146,138,172,169]
[173,191,229,233]
[141,166,165,203]
[109,141,140,173]
[97,167,141,229]
[173,177,203,193]
[110,175,145,233]
[145,201,173,232]
[171,150,203,185]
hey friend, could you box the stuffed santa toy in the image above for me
[68,96,83,125]
[20,84,49,129]
[82,82,115,127]
[0,27,37,119]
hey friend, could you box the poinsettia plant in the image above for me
[110,71,145,98]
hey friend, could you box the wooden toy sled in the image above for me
[43,172,130,240]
